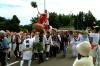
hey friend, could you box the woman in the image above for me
[74,41,93,66]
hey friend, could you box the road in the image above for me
[6,45,76,66]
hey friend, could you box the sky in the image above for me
[0,0,100,25]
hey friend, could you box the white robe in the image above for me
[22,38,33,60]
[46,35,53,52]
[70,37,83,56]
[34,35,47,53]
[7,35,12,51]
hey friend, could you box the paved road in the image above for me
[6,45,76,66]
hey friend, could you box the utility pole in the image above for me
[70,11,72,26]
[44,0,46,11]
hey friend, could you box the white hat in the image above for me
[76,41,91,56]
[0,30,6,34]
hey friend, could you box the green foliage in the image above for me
[0,16,6,22]
[0,15,20,31]
[11,15,20,24]
[33,42,44,52]
[0,10,99,31]
[73,11,97,29]
[31,1,37,8]
[30,17,38,24]
[19,24,32,32]
[49,12,60,29]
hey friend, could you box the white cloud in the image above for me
[0,0,100,25]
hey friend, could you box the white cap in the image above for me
[0,30,6,34]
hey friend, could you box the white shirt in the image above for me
[58,35,61,42]
[74,56,93,66]
[70,37,83,45]
[22,38,33,50]
[89,33,99,44]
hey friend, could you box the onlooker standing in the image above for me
[0,30,9,66]
[74,41,93,66]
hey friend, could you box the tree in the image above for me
[9,15,20,32]
[73,11,97,30]
[30,17,38,24]
[85,11,96,27]
[49,12,60,29]
[0,16,6,22]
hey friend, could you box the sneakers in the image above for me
[6,58,10,60]
[45,58,49,60]
[63,55,65,58]
[7,58,10,60]
[35,58,38,60]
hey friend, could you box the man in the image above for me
[37,10,49,30]
[83,26,99,65]
[6,31,12,60]
[20,35,33,66]
[45,31,53,60]
[0,30,9,66]
[34,31,47,64]
[50,29,60,57]
[14,33,21,60]
[88,27,99,65]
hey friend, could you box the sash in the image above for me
[91,44,98,49]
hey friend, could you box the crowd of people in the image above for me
[0,26,100,66]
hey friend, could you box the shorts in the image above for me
[91,46,97,57]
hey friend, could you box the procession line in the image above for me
[7,61,19,66]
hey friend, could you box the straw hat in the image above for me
[76,41,91,56]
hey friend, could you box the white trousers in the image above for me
[72,44,78,56]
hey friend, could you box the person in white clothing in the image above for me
[82,27,99,65]
[83,27,100,65]
[45,31,53,60]
[74,41,93,66]
[70,31,83,57]
[20,35,33,66]
[6,32,12,60]
[34,31,47,64]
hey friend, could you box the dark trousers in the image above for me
[50,46,57,57]
[38,53,44,63]
[78,53,81,60]
[0,52,6,66]
[14,45,19,58]
[7,51,10,58]
[60,43,63,50]
[46,52,49,57]
[34,53,38,58]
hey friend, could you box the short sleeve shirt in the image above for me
[89,33,99,44]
